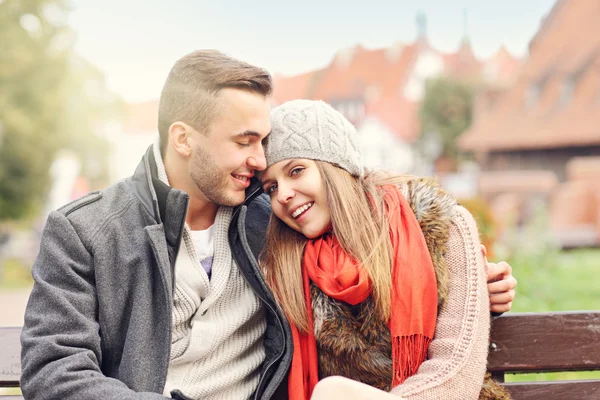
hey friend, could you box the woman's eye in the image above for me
[265,184,277,194]
[290,167,304,176]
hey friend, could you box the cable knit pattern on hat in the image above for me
[266,100,364,177]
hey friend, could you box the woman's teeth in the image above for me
[292,203,313,218]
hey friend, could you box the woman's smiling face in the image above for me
[261,159,331,239]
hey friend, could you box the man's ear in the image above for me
[168,121,193,157]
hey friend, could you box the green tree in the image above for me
[0,0,118,221]
[419,77,474,166]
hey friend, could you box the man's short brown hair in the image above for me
[158,50,273,154]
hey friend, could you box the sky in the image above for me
[67,0,557,103]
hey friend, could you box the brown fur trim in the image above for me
[400,178,456,311]
[479,373,512,400]
[311,284,393,391]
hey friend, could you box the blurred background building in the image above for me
[459,0,600,247]
[0,0,598,331]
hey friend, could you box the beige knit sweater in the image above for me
[389,204,490,399]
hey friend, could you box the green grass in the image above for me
[507,248,600,313]
[494,247,600,382]
[491,206,600,313]
[507,371,600,383]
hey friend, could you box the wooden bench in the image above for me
[0,327,22,399]
[489,311,600,399]
[2,311,600,399]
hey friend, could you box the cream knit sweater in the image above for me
[154,143,266,400]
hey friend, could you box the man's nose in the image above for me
[248,145,267,171]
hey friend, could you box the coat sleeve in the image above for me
[389,205,490,399]
[20,211,169,400]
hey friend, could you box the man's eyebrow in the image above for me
[234,130,263,138]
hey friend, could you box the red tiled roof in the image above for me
[272,69,322,105]
[459,0,600,151]
[311,43,419,101]
[273,38,518,144]
[481,46,522,86]
[365,95,420,142]
[270,43,423,142]
[442,41,483,80]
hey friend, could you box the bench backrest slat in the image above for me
[0,328,21,388]
[503,380,600,400]
[488,311,600,373]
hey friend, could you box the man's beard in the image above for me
[189,146,245,207]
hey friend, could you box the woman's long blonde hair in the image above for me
[261,161,412,332]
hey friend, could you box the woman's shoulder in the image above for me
[395,177,458,223]
[392,177,458,309]
[369,170,467,234]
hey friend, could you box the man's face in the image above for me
[189,88,271,207]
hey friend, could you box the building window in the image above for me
[559,77,575,107]
[525,73,552,109]
[525,84,540,109]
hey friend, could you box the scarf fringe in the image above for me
[392,334,432,386]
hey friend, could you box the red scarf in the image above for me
[288,185,438,400]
